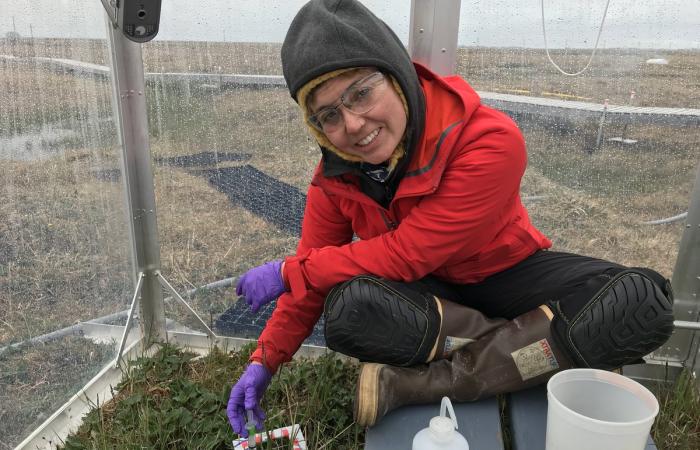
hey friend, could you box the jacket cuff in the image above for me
[283,255,309,301]
[281,261,291,291]
[250,346,281,374]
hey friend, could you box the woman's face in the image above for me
[308,69,407,165]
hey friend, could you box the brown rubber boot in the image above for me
[354,305,573,427]
[428,297,508,361]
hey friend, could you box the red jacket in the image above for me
[252,65,551,372]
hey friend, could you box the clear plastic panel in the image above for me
[0,0,696,443]
[144,1,410,341]
[457,0,700,279]
[0,1,131,446]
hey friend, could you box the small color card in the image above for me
[233,424,306,449]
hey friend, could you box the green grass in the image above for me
[59,344,363,450]
[55,344,700,450]
[652,370,700,449]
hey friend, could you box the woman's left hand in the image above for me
[236,260,286,312]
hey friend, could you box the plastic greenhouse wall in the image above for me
[1,3,131,448]
[1,0,699,448]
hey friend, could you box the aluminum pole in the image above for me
[409,0,461,76]
[156,271,217,339]
[106,14,166,345]
[652,160,700,370]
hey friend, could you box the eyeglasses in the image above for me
[308,72,388,133]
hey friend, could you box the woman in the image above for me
[227,0,674,436]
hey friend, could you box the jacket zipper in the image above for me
[380,209,398,230]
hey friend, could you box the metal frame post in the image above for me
[656,161,700,372]
[106,14,167,345]
[628,160,700,387]
[156,271,216,339]
[409,0,461,76]
[115,272,145,367]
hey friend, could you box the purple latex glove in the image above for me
[236,260,286,313]
[227,363,273,437]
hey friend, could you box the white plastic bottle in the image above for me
[412,397,470,450]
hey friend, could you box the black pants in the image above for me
[324,249,674,369]
[405,250,626,319]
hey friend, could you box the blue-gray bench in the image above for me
[364,385,658,449]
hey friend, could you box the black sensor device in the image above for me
[100,0,162,43]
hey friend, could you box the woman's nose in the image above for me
[342,109,366,133]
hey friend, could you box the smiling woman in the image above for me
[228,0,674,437]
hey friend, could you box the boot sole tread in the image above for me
[569,271,674,368]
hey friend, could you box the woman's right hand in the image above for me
[226,362,272,437]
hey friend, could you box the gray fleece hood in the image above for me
[281,0,426,203]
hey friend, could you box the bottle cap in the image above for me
[428,397,459,442]
[430,416,456,440]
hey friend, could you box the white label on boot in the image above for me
[443,336,475,358]
[511,338,559,381]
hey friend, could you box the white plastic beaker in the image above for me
[546,368,659,450]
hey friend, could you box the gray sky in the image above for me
[1,0,698,48]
